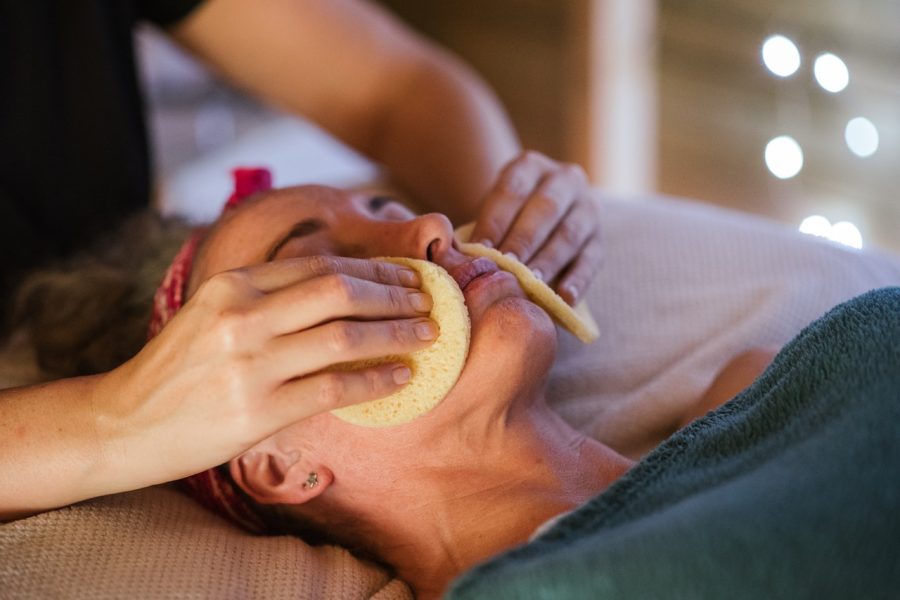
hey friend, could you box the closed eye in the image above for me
[368,195,394,212]
[367,195,415,221]
[265,218,326,261]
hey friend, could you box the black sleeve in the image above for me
[138,0,207,27]
[0,189,50,335]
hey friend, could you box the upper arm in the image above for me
[169,0,439,151]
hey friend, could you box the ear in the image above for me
[229,449,333,506]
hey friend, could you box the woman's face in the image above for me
[191,185,557,474]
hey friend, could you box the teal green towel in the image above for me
[448,287,900,599]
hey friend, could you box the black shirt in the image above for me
[0,0,203,314]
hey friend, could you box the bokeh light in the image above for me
[765,136,804,179]
[799,215,832,237]
[845,117,879,157]
[814,53,849,93]
[798,216,863,249]
[762,35,801,78]
[830,221,863,249]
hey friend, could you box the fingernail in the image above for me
[505,251,520,263]
[409,292,432,312]
[399,269,420,288]
[532,268,544,282]
[415,320,438,341]
[392,365,411,384]
[479,239,493,248]
[564,283,579,303]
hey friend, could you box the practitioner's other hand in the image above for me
[94,256,435,489]
[469,151,602,305]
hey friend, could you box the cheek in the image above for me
[275,411,341,458]
[295,413,414,470]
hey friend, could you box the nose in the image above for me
[402,213,457,263]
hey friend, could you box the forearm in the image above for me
[171,0,520,224]
[364,54,520,224]
[0,375,116,520]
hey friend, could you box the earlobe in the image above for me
[229,451,333,505]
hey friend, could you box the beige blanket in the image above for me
[3,194,899,598]
[0,486,411,599]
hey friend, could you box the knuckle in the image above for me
[304,255,341,276]
[316,371,347,408]
[372,260,392,284]
[563,163,587,183]
[386,285,405,313]
[200,269,250,301]
[323,273,356,305]
[484,213,509,236]
[531,194,563,220]
[497,170,530,198]
[522,150,544,164]
[392,320,416,345]
[325,321,359,354]
[558,220,582,246]
[365,368,389,396]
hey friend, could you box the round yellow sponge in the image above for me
[330,257,471,427]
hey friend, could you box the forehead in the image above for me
[193,185,356,287]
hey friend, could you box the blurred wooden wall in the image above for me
[380,0,899,253]
[377,0,657,194]
[378,0,577,159]
[657,0,900,251]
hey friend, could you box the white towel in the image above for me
[548,194,900,457]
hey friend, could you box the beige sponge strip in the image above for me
[454,223,599,344]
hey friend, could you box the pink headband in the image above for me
[148,167,273,533]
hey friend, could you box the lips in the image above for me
[447,257,499,291]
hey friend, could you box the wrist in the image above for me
[86,362,142,496]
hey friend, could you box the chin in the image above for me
[463,296,557,396]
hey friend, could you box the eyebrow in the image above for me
[265,218,326,261]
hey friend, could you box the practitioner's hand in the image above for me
[94,256,435,488]
[469,151,602,305]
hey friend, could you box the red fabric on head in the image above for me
[225,167,273,210]
[148,167,273,533]
[147,231,202,340]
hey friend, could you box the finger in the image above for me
[527,198,598,285]
[252,273,433,337]
[552,233,603,306]
[469,152,545,248]
[267,317,439,380]
[239,255,422,293]
[496,167,582,263]
[268,362,413,424]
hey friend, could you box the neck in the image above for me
[359,401,633,599]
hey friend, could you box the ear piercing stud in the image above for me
[303,472,319,490]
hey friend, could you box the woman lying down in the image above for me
[17,182,900,598]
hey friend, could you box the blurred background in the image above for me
[138,0,899,254]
